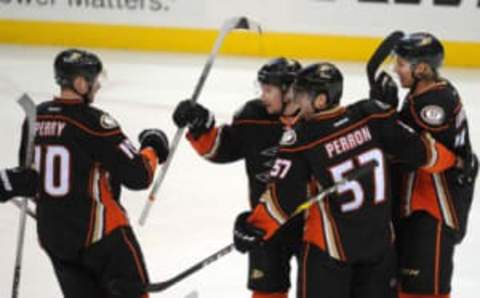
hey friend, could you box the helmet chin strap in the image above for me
[278,85,294,116]
[72,82,94,105]
[408,60,440,93]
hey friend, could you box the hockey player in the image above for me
[372,32,478,298]
[18,49,170,298]
[0,167,37,202]
[172,57,302,298]
[233,62,458,298]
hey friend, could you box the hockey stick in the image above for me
[138,16,262,226]
[10,198,36,219]
[11,94,36,298]
[146,243,234,292]
[366,31,405,88]
[146,161,377,293]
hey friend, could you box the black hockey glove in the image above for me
[138,129,170,163]
[455,153,478,186]
[0,167,38,202]
[172,99,215,139]
[233,211,266,253]
[370,71,399,109]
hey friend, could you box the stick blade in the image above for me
[234,16,262,34]
[367,31,405,87]
[17,93,36,118]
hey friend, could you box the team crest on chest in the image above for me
[280,128,297,146]
[420,105,445,126]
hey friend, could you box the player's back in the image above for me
[22,98,153,259]
[278,99,432,262]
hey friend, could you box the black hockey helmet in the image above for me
[257,57,302,91]
[394,32,444,69]
[54,49,103,88]
[293,62,343,108]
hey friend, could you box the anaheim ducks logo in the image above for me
[250,269,264,280]
[280,128,297,146]
[65,51,82,62]
[418,36,432,47]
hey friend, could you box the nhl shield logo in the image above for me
[280,128,297,146]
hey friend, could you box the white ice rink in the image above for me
[0,45,479,298]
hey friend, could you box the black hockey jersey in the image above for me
[187,99,292,208]
[397,80,474,233]
[19,98,158,259]
[249,100,456,262]
[0,169,13,201]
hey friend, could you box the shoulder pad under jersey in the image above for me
[82,105,121,132]
[351,98,394,117]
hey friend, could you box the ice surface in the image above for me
[0,45,478,297]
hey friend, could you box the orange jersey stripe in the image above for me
[440,174,459,228]
[37,115,121,137]
[85,165,98,246]
[281,109,395,153]
[301,243,311,298]
[434,222,441,295]
[325,199,346,261]
[121,229,148,284]
[422,142,456,173]
[233,119,280,126]
[140,147,158,182]
[99,173,128,234]
[410,172,443,221]
[304,204,327,251]
[248,204,281,240]
[187,127,219,156]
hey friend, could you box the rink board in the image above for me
[0,19,479,68]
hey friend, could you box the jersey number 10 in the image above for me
[34,145,71,197]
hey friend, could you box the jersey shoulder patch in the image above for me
[419,104,446,126]
[413,83,458,127]
[81,105,121,132]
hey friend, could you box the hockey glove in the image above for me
[455,152,478,186]
[370,71,399,109]
[233,211,266,253]
[172,99,215,139]
[0,167,38,202]
[138,129,170,163]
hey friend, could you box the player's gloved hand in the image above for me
[138,129,170,163]
[233,211,266,253]
[370,71,399,109]
[455,152,478,186]
[0,167,38,202]
[172,99,215,139]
